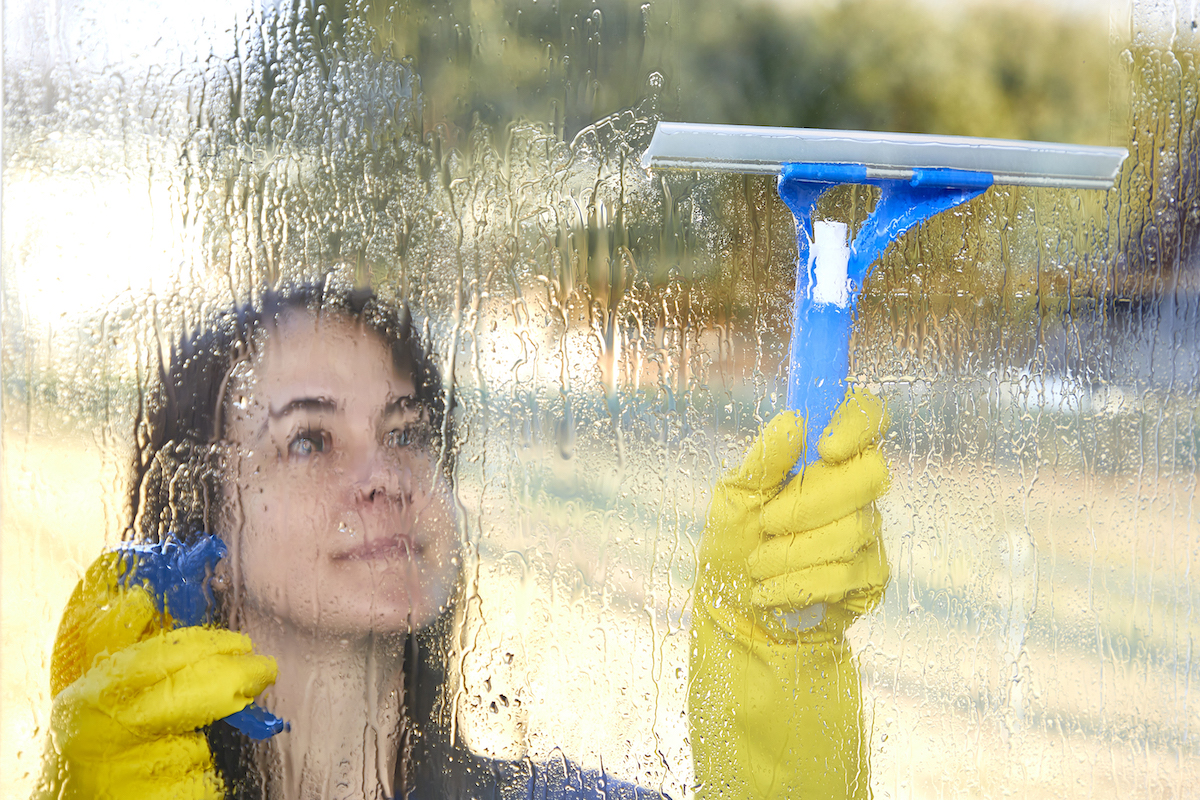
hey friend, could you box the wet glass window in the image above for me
[3,0,1198,798]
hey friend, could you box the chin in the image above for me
[245,561,457,636]
[265,602,433,637]
[317,574,456,635]
[319,601,447,636]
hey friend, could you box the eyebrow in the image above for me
[268,396,339,419]
[267,395,422,421]
[382,395,422,418]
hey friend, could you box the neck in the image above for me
[239,608,409,800]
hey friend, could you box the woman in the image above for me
[38,279,889,799]
[40,280,665,799]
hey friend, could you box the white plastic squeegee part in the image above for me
[640,122,1129,190]
[810,221,850,308]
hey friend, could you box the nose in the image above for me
[352,444,409,505]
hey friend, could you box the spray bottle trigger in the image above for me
[225,704,288,739]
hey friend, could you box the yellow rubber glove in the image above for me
[690,389,890,799]
[49,552,165,697]
[35,553,277,800]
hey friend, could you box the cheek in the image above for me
[226,468,337,590]
[418,476,459,547]
[427,490,462,591]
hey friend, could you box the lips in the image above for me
[331,534,421,561]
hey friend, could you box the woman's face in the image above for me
[220,310,457,635]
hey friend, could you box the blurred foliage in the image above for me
[1117,43,1200,295]
[667,0,1119,145]
[29,0,1183,348]
[331,0,1120,145]
[216,0,1134,316]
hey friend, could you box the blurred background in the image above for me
[3,0,1198,797]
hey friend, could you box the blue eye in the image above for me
[289,430,330,457]
[385,424,432,450]
[384,428,413,448]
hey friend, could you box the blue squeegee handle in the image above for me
[778,162,993,468]
[117,534,286,740]
[787,294,853,466]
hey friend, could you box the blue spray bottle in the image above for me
[117,534,287,740]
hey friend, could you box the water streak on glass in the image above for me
[2,1,1198,798]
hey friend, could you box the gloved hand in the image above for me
[35,553,277,800]
[49,552,165,697]
[690,389,890,800]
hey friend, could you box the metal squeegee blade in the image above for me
[640,122,1128,189]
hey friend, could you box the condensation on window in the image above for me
[2,1,1197,798]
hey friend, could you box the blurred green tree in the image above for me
[335,0,1118,145]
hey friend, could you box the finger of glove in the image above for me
[747,507,880,582]
[91,627,259,692]
[67,733,223,800]
[727,411,807,494]
[59,627,276,741]
[52,586,159,698]
[815,388,887,465]
[59,723,210,777]
[841,581,888,617]
[751,537,888,609]
[761,449,889,536]
[108,771,224,800]
[119,651,277,735]
[78,627,270,707]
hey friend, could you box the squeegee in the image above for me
[642,122,1128,465]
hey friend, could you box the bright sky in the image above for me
[3,0,247,323]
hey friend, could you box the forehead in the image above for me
[237,310,415,401]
